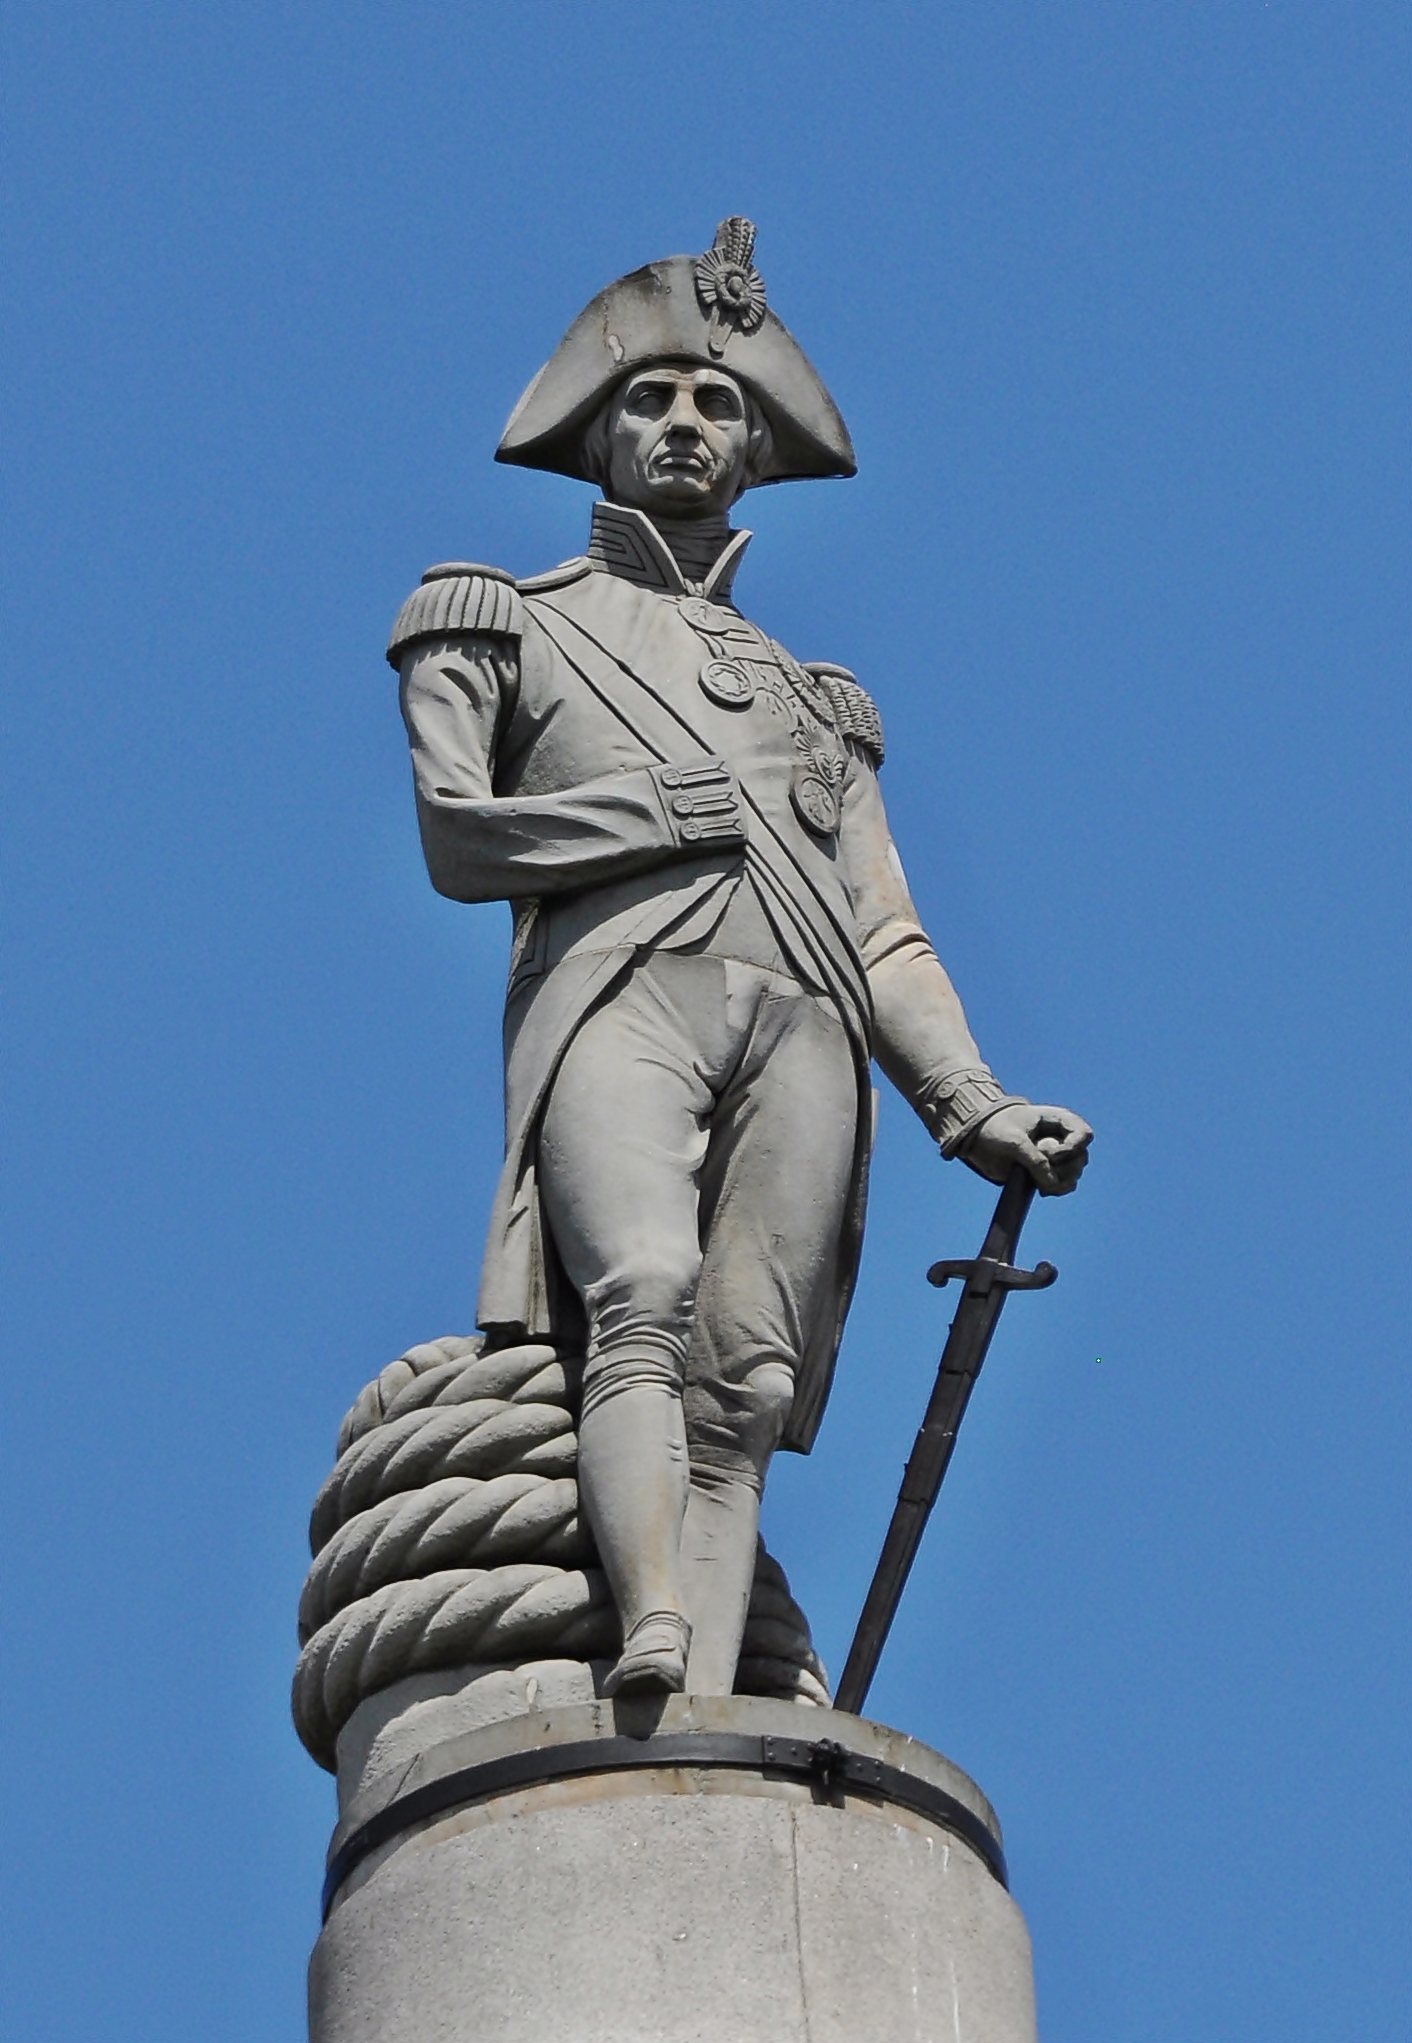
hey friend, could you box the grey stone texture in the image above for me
[293,1335,829,1771]
[299,221,1084,2041]
[387,220,1090,1697]
[311,1697,1037,2043]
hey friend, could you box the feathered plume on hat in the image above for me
[495,219,855,489]
[694,216,768,357]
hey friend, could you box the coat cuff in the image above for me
[922,1066,1027,1159]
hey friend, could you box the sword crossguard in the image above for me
[926,1253,1058,1295]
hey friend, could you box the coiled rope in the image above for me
[294,1335,829,1769]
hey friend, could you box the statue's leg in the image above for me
[682,977,859,1694]
[538,956,734,1683]
[677,1464,771,1693]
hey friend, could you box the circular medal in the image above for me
[791,768,843,836]
[699,658,756,708]
[680,596,726,631]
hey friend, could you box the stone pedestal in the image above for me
[309,1687,1037,2043]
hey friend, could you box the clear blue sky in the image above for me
[3,5,1407,2038]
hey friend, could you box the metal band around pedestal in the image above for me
[322,1729,1008,1918]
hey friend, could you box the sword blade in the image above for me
[833,1165,1039,1716]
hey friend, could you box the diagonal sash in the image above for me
[528,596,874,1044]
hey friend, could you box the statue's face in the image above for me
[605,365,751,516]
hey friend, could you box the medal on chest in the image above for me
[678,597,759,708]
[698,656,756,707]
[788,723,846,835]
[675,596,848,837]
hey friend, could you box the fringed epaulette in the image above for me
[386,562,524,667]
[803,662,885,768]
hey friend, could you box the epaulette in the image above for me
[516,556,592,595]
[803,662,885,768]
[386,562,524,667]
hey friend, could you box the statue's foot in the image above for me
[603,1610,692,1697]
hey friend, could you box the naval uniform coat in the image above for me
[391,503,984,1453]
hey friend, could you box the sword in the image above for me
[833,1164,1058,1716]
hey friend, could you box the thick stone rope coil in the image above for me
[294,1335,830,1769]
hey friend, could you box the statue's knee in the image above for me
[735,1358,796,1462]
[683,1352,797,1484]
[582,1243,701,1347]
[756,1357,795,1426]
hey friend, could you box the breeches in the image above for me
[538,953,859,1483]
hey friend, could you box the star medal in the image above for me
[791,767,843,836]
[789,720,846,836]
[679,596,730,631]
[699,657,756,708]
[678,596,759,709]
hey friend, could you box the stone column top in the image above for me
[325,1693,1007,1921]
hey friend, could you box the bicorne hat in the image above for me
[495,218,855,489]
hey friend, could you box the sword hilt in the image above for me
[926,1254,1058,1295]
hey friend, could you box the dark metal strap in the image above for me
[322,1730,1007,1917]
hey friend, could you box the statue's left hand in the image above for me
[965,1104,1092,1196]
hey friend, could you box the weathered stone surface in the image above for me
[311,1698,1036,2043]
[297,219,1090,2041]
[295,1334,830,1772]
[384,218,1091,1707]
[333,1659,599,1819]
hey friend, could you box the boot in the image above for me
[603,1609,693,1696]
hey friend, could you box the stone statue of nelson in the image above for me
[387,219,1091,1704]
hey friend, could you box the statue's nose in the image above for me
[664,393,704,438]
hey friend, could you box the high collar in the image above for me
[586,501,752,602]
